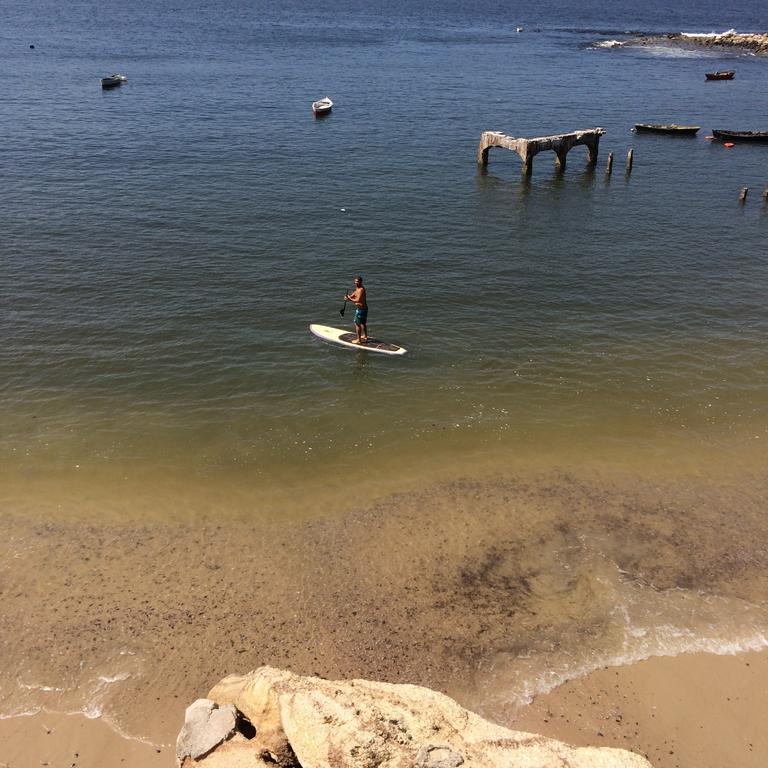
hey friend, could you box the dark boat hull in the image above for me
[705,71,735,80]
[712,129,768,143]
[634,124,700,136]
[101,74,126,89]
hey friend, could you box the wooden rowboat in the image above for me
[712,129,768,143]
[634,123,700,136]
[705,70,735,81]
[312,97,333,116]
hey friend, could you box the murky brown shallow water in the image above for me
[2,459,766,745]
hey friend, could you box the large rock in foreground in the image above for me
[178,666,652,768]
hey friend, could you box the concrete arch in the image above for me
[477,128,606,175]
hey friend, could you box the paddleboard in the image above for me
[309,324,407,356]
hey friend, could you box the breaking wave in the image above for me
[680,28,737,38]
[592,40,626,49]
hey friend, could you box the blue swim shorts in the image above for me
[353,307,368,325]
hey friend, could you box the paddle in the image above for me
[339,287,353,317]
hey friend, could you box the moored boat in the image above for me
[712,129,768,143]
[705,70,735,81]
[101,74,127,89]
[634,123,700,136]
[312,96,333,116]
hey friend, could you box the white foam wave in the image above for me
[17,680,66,692]
[98,672,130,684]
[593,40,624,48]
[680,29,736,38]
[469,557,768,718]
[516,627,768,707]
[82,701,103,719]
[0,708,40,720]
[0,706,166,749]
[78,670,132,719]
[1,653,144,740]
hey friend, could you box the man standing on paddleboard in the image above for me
[344,275,368,344]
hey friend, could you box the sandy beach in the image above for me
[514,649,768,768]
[2,466,767,766]
[0,711,167,768]
[1,650,766,767]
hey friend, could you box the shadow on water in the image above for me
[352,350,371,371]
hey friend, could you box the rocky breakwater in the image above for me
[635,31,768,55]
[175,666,653,768]
[674,31,768,54]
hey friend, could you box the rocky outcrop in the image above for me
[631,31,768,55]
[669,31,768,55]
[177,666,653,768]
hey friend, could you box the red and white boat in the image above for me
[312,96,333,116]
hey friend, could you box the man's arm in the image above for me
[345,287,362,302]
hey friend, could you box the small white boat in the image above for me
[101,74,127,89]
[516,26,524,32]
[312,96,333,116]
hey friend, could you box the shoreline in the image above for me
[0,710,168,767]
[2,464,767,764]
[1,649,765,767]
[513,649,768,768]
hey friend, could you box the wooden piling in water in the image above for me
[739,187,749,203]
[606,152,613,175]
[626,148,634,173]
[762,185,768,201]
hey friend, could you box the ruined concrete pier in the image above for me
[477,128,606,175]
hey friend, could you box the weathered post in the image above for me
[520,145,534,176]
[626,148,634,174]
[606,152,614,175]
[739,187,749,203]
[586,133,601,166]
[762,185,768,202]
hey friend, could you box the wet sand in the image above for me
[0,711,167,768]
[1,467,767,764]
[513,650,768,768]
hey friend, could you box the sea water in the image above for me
[1,0,767,738]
